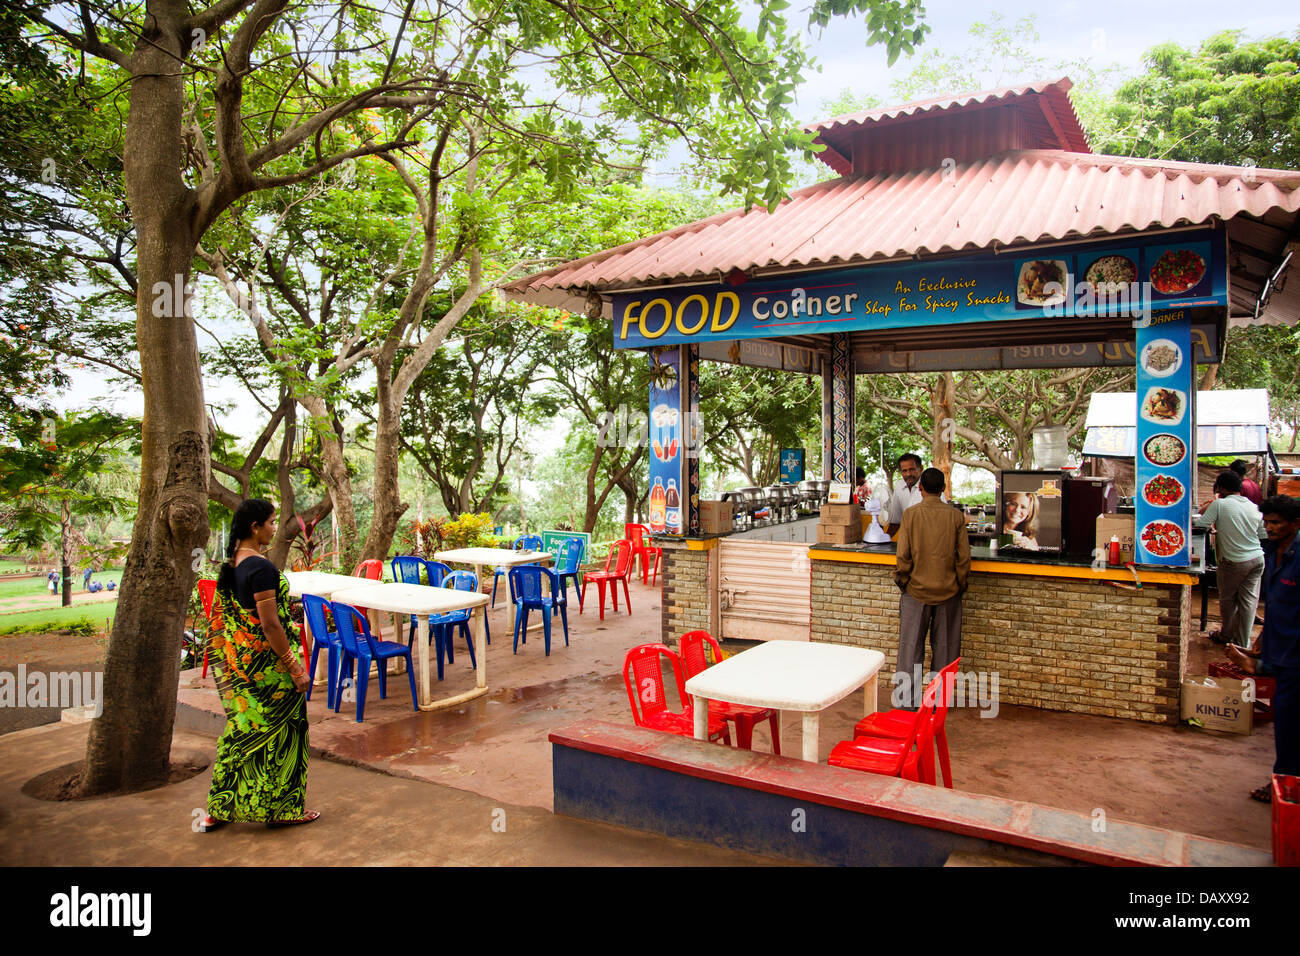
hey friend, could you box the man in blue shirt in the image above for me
[1229,495,1300,801]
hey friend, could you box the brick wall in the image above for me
[810,558,1188,724]
[659,542,711,646]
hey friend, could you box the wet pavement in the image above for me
[173,577,1278,850]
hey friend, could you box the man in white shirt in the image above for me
[1196,470,1266,647]
[887,454,944,537]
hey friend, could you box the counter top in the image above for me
[807,541,1201,586]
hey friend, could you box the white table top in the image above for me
[684,640,885,712]
[284,570,383,599]
[435,548,550,567]
[331,582,489,615]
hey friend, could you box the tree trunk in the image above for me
[360,385,408,559]
[298,397,358,567]
[80,9,210,795]
[930,373,955,495]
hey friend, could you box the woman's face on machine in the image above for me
[1005,495,1031,526]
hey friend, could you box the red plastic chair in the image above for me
[624,523,662,585]
[852,657,961,788]
[351,559,385,640]
[678,631,780,754]
[827,675,940,784]
[623,644,730,744]
[581,540,634,620]
[197,579,217,678]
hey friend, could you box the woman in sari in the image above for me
[198,498,318,830]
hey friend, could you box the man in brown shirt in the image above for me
[893,468,970,708]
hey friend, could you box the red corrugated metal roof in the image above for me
[505,149,1300,309]
[805,78,1090,174]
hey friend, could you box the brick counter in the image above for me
[810,552,1190,724]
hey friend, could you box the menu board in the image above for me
[613,229,1227,349]
[1133,312,1195,566]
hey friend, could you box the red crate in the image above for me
[1274,774,1300,867]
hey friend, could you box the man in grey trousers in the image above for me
[1196,470,1266,647]
[893,468,970,708]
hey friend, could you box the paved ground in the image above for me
[0,722,784,866]
[1,576,1282,863]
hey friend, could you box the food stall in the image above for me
[507,78,1300,723]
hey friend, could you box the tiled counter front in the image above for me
[809,552,1191,724]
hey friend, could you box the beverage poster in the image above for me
[1133,311,1195,566]
[648,347,683,535]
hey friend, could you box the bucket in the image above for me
[1032,426,1069,469]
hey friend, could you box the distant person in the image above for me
[885,454,948,536]
[1230,460,1263,508]
[83,566,93,590]
[854,466,871,504]
[1196,471,1265,646]
[893,468,970,708]
[47,569,58,595]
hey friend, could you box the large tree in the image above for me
[13,0,932,795]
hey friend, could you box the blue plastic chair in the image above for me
[301,593,342,708]
[391,555,425,585]
[554,537,585,612]
[330,601,418,722]
[424,560,452,588]
[428,571,482,675]
[392,555,444,647]
[510,565,569,656]
[490,537,518,609]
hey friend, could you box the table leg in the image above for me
[801,712,820,762]
[863,675,878,716]
[471,604,487,691]
[414,616,431,706]
[693,694,708,741]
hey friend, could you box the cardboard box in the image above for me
[699,500,733,534]
[1095,513,1136,564]
[1181,676,1253,735]
[820,502,862,525]
[817,521,862,545]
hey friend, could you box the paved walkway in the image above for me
[0,722,784,866]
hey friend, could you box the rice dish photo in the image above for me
[1084,255,1137,288]
[1017,259,1067,306]
[1140,338,1182,377]
[1143,434,1186,466]
[1140,387,1184,425]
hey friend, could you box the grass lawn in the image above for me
[0,601,117,634]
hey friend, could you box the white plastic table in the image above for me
[684,640,886,762]
[284,571,388,683]
[435,548,553,627]
[331,582,489,712]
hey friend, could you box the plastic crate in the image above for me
[1274,774,1300,867]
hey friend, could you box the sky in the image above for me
[53,2,1298,448]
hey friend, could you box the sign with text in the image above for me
[613,229,1227,348]
[779,448,805,484]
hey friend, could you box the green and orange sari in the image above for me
[205,572,309,823]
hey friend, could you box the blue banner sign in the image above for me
[1133,312,1195,566]
[613,229,1227,349]
[647,347,684,535]
[780,448,805,484]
